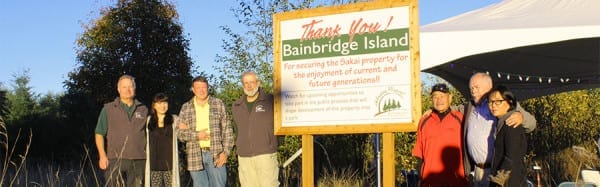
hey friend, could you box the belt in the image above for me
[475,163,491,169]
[200,147,210,152]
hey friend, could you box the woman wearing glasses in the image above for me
[487,85,527,187]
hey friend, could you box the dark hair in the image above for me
[488,85,517,111]
[192,76,209,87]
[148,93,173,131]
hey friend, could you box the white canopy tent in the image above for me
[420,0,600,100]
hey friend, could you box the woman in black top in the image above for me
[145,93,180,187]
[487,85,527,187]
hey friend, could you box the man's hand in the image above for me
[506,111,523,127]
[197,128,210,140]
[489,169,511,187]
[99,156,109,170]
[215,152,228,167]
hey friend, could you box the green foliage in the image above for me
[523,89,600,156]
[67,0,193,110]
[2,71,73,159]
[521,89,600,183]
[215,1,369,185]
[5,70,38,125]
[0,89,8,120]
[63,0,195,166]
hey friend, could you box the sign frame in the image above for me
[273,0,421,135]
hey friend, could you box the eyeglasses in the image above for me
[488,99,505,106]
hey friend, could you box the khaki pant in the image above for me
[473,166,491,187]
[238,153,279,187]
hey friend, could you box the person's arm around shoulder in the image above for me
[505,103,537,133]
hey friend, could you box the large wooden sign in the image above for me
[273,1,420,135]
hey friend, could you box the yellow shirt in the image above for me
[194,97,210,148]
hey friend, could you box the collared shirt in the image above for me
[178,96,234,171]
[466,99,496,165]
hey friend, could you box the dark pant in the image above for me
[105,159,146,187]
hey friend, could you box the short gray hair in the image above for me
[240,71,259,82]
[117,74,136,88]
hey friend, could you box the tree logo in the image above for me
[374,87,406,117]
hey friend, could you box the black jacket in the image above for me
[490,110,527,187]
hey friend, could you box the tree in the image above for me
[62,0,195,170]
[215,0,367,185]
[0,88,8,121]
[66,0,193,110]
[6,70,37,125]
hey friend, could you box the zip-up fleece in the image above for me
[105,98,148,159]
[232,88,278,157]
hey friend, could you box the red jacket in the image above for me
[412,110,467,186]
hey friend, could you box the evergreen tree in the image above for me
[6,70,37,125]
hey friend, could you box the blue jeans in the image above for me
[189,151,227,187]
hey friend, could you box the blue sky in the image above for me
[0,0,500,94]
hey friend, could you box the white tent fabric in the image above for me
[420,0,600,100]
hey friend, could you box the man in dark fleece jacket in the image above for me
[95,75,148,187]
[232,71,279,187]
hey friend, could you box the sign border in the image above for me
[273,0,421,135]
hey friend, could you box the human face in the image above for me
[242,74,260,97]
[488,91,510,118]
[153,101,168,115]
[192,81,209,101]
[469,74,492,103]
[117,78,135,100]
[432,91,451,113]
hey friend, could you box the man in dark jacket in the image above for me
[95,75,148,187]
[232,71,279,187]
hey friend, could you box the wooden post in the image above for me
[302,135,314,187]
[382,132,396,187]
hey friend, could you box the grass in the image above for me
[0,119,598,186]
[0,120,101,186]
[317,167,365,187]
[526,144,600,186]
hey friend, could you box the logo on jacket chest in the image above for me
[134,112,145,119]
[255,105,266,112]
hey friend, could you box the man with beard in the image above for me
[232,71,279,187]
